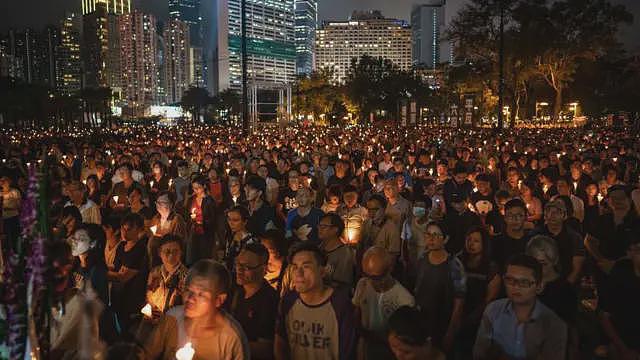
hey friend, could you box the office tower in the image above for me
[57,13,83,95]
[82,0,131,15]
[211,0,296,93]
[294,0,317,75]
[40,26,61,88]
[411,1,447,69]
[315,11,412,83]
[169,0,204,87]
[83,0,124,89]
[119,10,160,110]
[163,19,191,104]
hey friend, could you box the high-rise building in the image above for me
[163,19,191,104]
[411,1,450,68]
[119,10,160,111]
[57,13,83,95]
[169,0,204,87]
[83,0,124,90]
[82,0,131,15]
[294,0,317,75]
[211,0,296,93]
[40,26,61,88]
[315,11,412,83]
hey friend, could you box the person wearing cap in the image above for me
[531,199,585,285]
[69,227,109,305]
[148,191,187,268]
[245,175,279,235]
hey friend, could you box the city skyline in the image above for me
[2,0,639,52]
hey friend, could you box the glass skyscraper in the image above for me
[294,0,317,75]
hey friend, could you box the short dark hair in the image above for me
[453,164,468,175]
[495,189,511,200]
[321,213,345,235]
[187,259,231,294]
[387,306,429,346]
[121,213,144,229]
[158,234,183,251]
[259,229,288,257]
[62,205,83,224]
[504,198,526,213]
[367,194,387,208]
[506,253,543,283]
[288,241,327,266]
[227,205,250,221]
[242,242,269,265]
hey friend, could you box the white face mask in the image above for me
[412,206,426,218]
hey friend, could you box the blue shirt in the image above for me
[474,298,567,360]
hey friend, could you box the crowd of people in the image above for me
[1,123,639,360]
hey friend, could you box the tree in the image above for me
[533,0,632,118]
[292,69,343,122]
[344,55,398,122]
[181,87,210,124]
[209,89,241,125]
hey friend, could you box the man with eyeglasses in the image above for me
[491,199,533,271]
[353,246,414,360]
[474,254,567,360]
[229,243,279,360]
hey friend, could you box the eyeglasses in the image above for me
[235,262,263,272]
[317,223,334,229]
[503,275,537,288]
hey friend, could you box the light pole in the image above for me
[241,0,249,134]
[497,0,505,131]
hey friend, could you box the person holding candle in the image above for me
[186,175,218,264]
[229,243,279,360]
[148,192,187,268]
[274,242,357,360]
[64,180,102,225]
[146,234,188,317]
[144,259,250,360]
[318,213,355,290]
[109,163,145,217]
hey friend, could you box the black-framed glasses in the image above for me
[503,275,536,288]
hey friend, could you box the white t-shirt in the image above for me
[352,278,415,333]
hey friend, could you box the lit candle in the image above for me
[150,225,158,236]
[82,179,87,185]
[141,303,152,318]
[473,187,478,193]
[175,342,195,360]
[597,193,604,202]
[169,178,173,187]
[113,195,119,204]
[191,208,197,220]
[429,168,433,176]
[573,182,578,191]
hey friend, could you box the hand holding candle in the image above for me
[175,342,195,360]
[141,303,152,318]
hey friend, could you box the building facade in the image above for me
[411,1,447,69]
[169,0,204,87]
[57,13,83,95]
[315,11,412,83]
[294,0,317,75]
[211,0,296,93]
[82,0,131,15]
[163,19,191,104]
[119,10,160,111]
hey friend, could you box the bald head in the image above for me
[362,246,392,277]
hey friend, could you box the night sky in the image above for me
[1,0,639,52]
